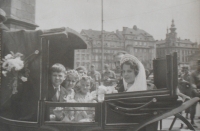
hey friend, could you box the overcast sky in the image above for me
[35,0,200,43]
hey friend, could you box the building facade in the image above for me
[156,20,198,67]
[122,25,156,69]
[75,29,124,71]
[74,26,156,71]
[0,0,38,30]
[188,45,200,70]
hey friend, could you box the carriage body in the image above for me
[0,27,199,131]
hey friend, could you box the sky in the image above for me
[35,0,200,43]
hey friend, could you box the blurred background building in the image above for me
[122,25,156,69]
[74,26,156,71]
[156,20,198,68]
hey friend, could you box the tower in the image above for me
[168,19,177,42]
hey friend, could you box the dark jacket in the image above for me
[47,84,68,102]
[115,79,125,92]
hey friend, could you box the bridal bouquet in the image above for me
[2,52,30,94]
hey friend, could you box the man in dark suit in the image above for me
[47,63,68,102]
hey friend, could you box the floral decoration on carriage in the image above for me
[1,50,39,94]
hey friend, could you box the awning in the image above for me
[40,27,87,49]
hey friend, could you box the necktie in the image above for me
[55,87,60,101]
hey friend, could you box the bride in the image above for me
[116,54,147,92]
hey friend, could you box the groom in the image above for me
[113,51,128,92]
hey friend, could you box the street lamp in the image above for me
[101,0,104,73]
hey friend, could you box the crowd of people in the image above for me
[46,50,200,126]
[46,51,153,122]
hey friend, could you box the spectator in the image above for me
[181,66,190,82]
[102,64,116,86]
[113,51,128,79]
[190,59,200,125]
[87,64,101,91]
[76,66,87,78]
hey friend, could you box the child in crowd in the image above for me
[74,76,96,122]
[62,70,79,102]
[74,76,96,103]
[47,63,68,102]
[75,66,87,79]
[47,63,68,121]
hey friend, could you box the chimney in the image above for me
[123,27,127,31]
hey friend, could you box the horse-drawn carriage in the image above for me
[0,27,199,131]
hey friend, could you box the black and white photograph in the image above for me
[0,0,200,131]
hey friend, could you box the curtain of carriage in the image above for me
[0,30,42,121]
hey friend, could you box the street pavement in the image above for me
[158,103,200,131]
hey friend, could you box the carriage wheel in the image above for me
[168,113,195,130]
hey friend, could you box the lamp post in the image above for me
[101,0,104,73]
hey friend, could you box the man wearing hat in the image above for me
[181,66,190,82]
[102,64,116,86]
[87,64,101,91]
[0,8,9,31]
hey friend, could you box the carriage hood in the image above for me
[0,27,87,121]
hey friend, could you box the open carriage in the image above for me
[0,27,199,131]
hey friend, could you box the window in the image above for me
[76,62,80,67]
[97,55,99,60]
[135,49,137,52]
[87,54,89,60]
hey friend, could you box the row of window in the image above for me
[157,49,195,55]
[133,48,152,53]
[91,42,124,47]
[76,54,90,60]
[127,41,154,47]
[157,43,197,48]
[91,55,113,61]
[125,36,153,41]
[157,49,196,63]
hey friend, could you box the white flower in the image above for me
[21,76,27,82]
[2,57,24,71]
[5,54,13,60]
[2,71,7,76]
[12,57,24,71]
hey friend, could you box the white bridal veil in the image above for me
[120,54,147,92]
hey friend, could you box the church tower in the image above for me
[168,19,177,43]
